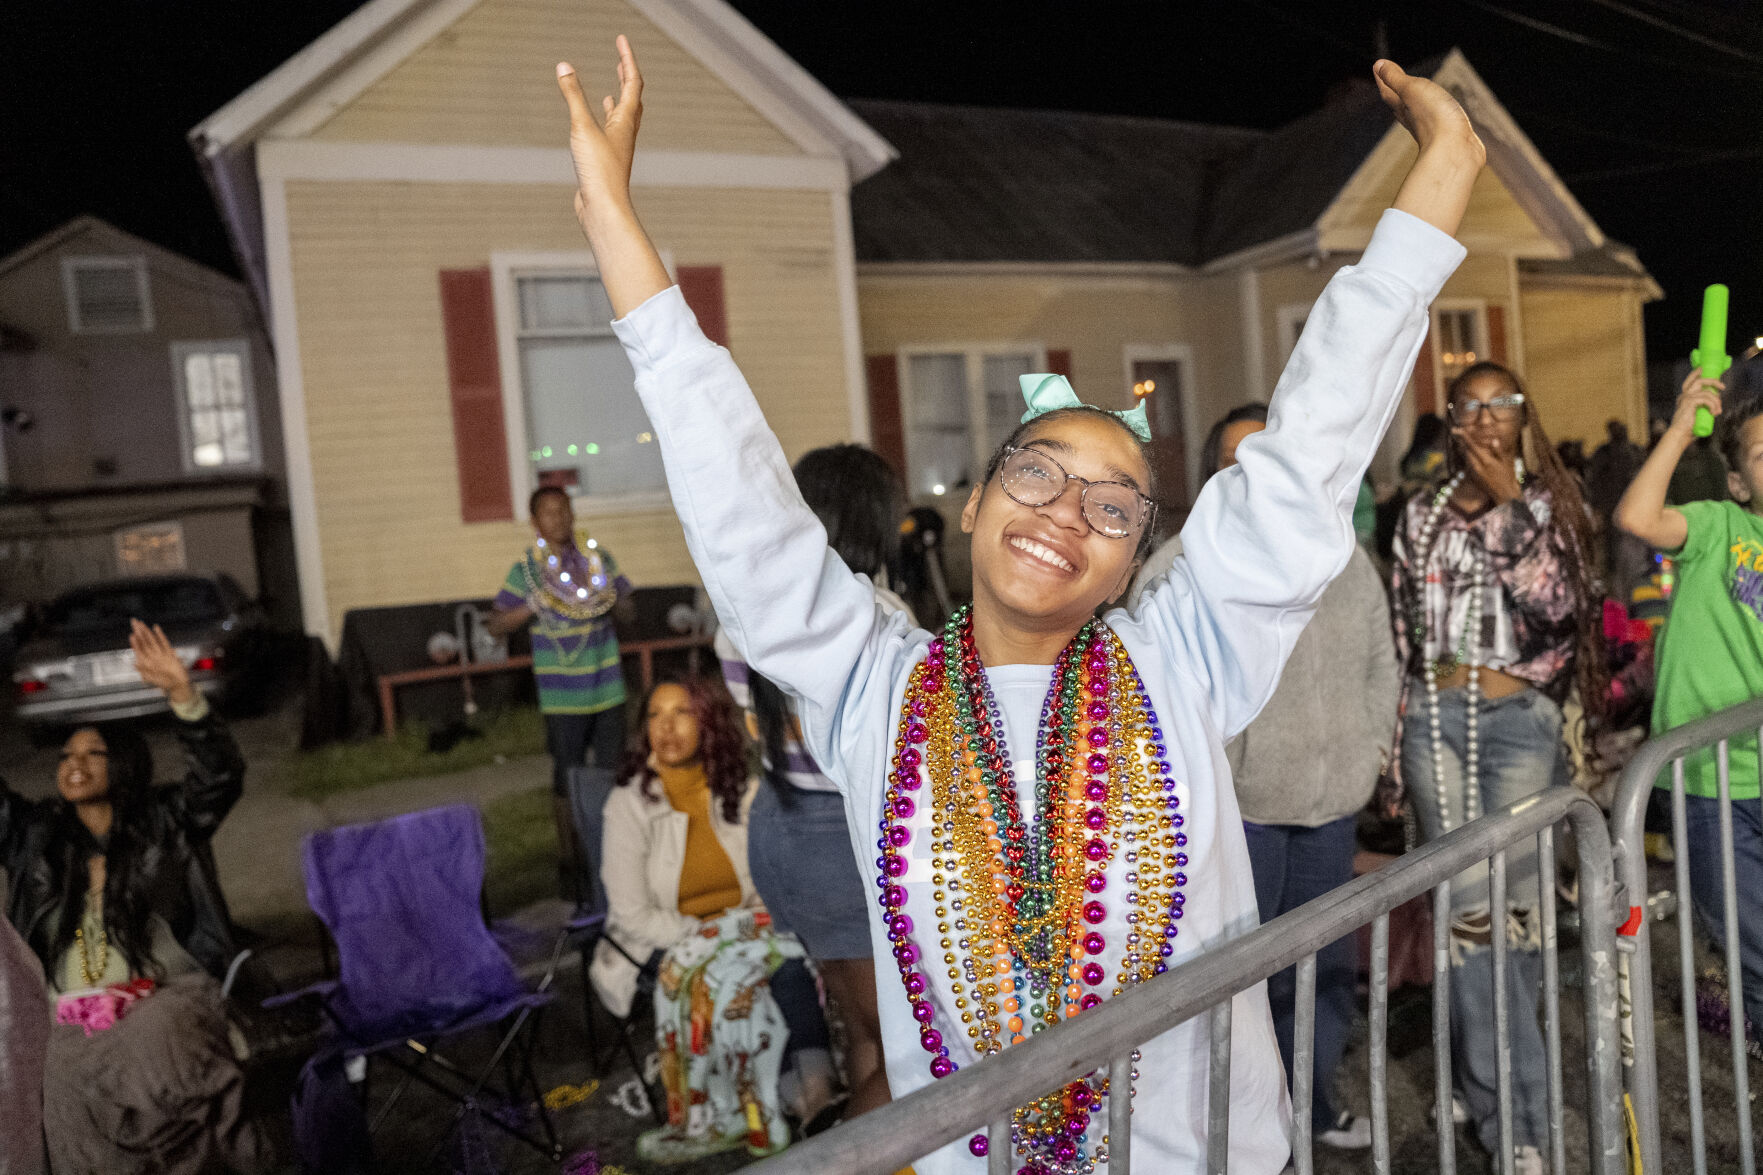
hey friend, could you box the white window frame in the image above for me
[1275,302,1312,366]
[1430,298,1490,395]
[897,342,1048,500]
[170,339,262,474]
[1122,343,1200,502]
[63,255,154,335]
[490,250,676,517]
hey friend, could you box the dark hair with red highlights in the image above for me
[618,676,749,823]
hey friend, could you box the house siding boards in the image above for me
[307,0,799,154]
[283,179,845,638]
[1520,282,1648,447]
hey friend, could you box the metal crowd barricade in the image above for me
[753,787,1625,1175]
[1610,695,1763,1175]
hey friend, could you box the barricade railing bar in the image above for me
[1609,695,1763,1175]
[752,787,1625,1175]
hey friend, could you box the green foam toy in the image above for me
[1691,284,1731,438]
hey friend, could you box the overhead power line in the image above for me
[1455,0,1761,82]
[1580,0,1763,66]
[1565,145,1763,183]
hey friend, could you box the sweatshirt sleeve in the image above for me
[612,290,920,794]
[1120,209,1464,738]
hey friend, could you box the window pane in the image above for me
[982,353,1035,451]
[212,353,245,406]
[518,274,613,333]
[520,335,663,496]
[184,354,216,409]
[907,354,968,429]
[220,409,252,464]
[71,263,147,331]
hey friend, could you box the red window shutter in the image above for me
[438,268,513,523]
[1485,305,1508,366]
[865,354,906,476]
[676,266,729,348]
[1413,322,1439,416]
[1046,349,1073,379]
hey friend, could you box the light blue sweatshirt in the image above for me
[611,208,1464,1174]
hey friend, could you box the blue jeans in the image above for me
[1681,793,1763,1041]
[1401,684,1565,1152]
[1245,815,1358,1131]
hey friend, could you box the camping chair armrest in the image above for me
[262,978,339,1011]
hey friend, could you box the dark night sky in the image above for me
[4,1,1759,368]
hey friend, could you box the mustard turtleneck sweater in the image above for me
[656,762,743,918]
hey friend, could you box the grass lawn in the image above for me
[481,785,560,917]
[285,706,547,800]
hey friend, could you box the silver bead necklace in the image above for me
[1409,473,1485,834]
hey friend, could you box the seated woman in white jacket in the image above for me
[590,677,833,1161]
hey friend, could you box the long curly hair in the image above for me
[618,676,749,823]
[43,724,162,978]
[1445,362,1610,731]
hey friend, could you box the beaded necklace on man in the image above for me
[875,606,1189,1174]
[517,533,617,667]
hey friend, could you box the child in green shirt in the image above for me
[1617,368,1763,1039]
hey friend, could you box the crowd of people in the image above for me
[2,31,1759,1175]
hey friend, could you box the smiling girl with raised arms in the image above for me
[552,38,1482,1173]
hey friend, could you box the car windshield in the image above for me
[44,580,227,635]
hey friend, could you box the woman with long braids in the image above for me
[555,38,1482,1172]
[0,621,265,1172]
[1392,361,1607,1175]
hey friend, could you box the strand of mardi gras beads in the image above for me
[875,607,1188,1174]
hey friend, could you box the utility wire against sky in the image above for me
[1455,0,1762,82]
[1565,146,1763,184]
[1579,0,1763,66]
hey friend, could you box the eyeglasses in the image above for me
[1449,393,1526,424]
[996,446,1155,540]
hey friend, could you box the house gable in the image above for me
[303,0,799,154]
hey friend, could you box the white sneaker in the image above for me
[1316,1111,1372,1149]
[1426,1094,1471,1126]
[1513,1144,1546,1175]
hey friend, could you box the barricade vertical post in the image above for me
[1716,741,1757,1175]
[1293,953,1316,1175]
[1566,795,1628,1175]
[1433,879,1458,1175]
[1109,1053,1133,1174]
[987,1116,1009,1175]
[1537,824,1566,1175]
[1491,848,1515,1175]
[1207,999,1231,1175]
[1370,913,1391,1174]
[1671,757,1709,1175]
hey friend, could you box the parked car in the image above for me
[11,573,268,729]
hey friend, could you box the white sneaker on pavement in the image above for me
[1513,1144,1546,1175]
[1316,1111,1372,1149]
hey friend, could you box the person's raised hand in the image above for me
[557,35,645,233]
[1668,370,1725,440]
[129,619,195,706]
[1374,60,1484,164]
[1453,429,1523,506]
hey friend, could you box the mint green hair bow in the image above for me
[1018,373,1152,442]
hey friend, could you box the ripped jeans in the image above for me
[1402,683,1569,1154]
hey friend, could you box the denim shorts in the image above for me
[747,783,873,961]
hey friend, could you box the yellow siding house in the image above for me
[191,0,893,644]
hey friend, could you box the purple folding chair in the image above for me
[269,804,564,1165]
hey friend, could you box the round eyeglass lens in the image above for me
[1000,448,1064,506]
[1083,484,1142,537]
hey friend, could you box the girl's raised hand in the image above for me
[1453,429,1524,505]
[1373,60,1484,163]
[556,36,645,229]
